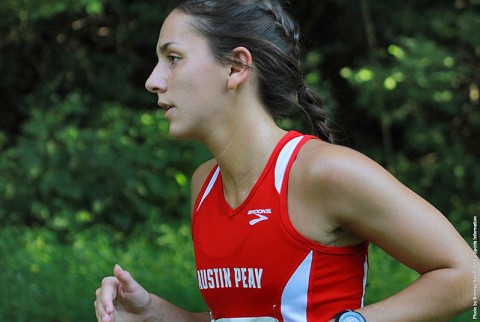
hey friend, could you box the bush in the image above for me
[0,93,211,236]
[0,222,205,321]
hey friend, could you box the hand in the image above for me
[94,265,152,322]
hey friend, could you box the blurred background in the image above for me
[0,0,478,320]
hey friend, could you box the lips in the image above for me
[157,101,175,111]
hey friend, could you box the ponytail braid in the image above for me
[297,84,335,143]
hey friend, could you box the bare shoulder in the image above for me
[190,159,217,211]
[293,140,472,275]
[292,140,407,229]
[295,140,391,192]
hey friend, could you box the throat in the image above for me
[222,169,261,209]
[216,129,288,209]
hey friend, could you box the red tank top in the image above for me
[192,131,369,322]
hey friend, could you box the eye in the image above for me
[167,54,181,65]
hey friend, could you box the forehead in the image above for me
[157,10,204,50]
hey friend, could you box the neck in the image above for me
[203,112,287,208]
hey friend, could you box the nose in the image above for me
[145,63,167,93]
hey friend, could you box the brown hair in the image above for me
[168,0,335,142]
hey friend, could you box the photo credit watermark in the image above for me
[474,216,478,320]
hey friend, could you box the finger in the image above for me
[94,295,112,322]
[94,289,105,320]
[94,299,101,321]
[100,276,119,315]
[113,264,139,293]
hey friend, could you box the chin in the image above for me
[168,125,198,141]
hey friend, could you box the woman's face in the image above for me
[145,10,231,140]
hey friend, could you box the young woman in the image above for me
[94,0,475,321]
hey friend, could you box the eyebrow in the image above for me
[157,42,178,55]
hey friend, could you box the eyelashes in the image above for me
[167,55,181,64]
[153,52,182,65]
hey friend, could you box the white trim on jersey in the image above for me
[197,166,220,212]
[280,251,313,322]
[361,255,369,307]
[274,136,304,194]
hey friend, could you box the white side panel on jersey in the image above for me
[197,166,220,212]
[274,136,304,194]
[361,255,369,307]
[280,251,313,322]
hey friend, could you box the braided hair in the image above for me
[167,0,335,143]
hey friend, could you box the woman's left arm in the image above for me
[307,145,476,322]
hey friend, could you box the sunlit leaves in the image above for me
[340,20,479,235]
[387,44,405,60]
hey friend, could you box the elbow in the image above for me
[430,257,477,318]
[452,257,477,315]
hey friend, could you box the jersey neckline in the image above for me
[217,131,303,216]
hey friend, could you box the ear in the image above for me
[227,47,253,90]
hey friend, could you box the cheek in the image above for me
[182,69,226,101]
[191,57,227,86]
[169,57,228,111]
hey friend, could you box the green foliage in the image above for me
[339,3,479,238]
[0,223,205,321]
[0,92,211,234]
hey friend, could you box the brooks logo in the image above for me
[247,209,271,226]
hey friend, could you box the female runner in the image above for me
[95,1,475,321]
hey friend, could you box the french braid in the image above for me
[260,0,334,142]
[261,0,301,57]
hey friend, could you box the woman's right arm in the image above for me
[94,265,211,322]
[94,161,216,322]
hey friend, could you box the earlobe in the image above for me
[227,47,252,90]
